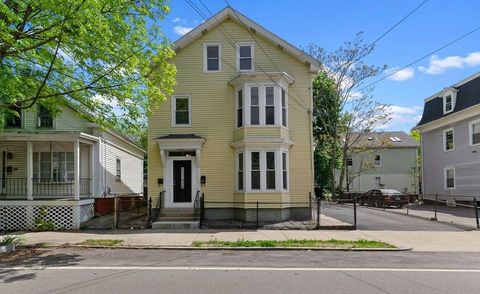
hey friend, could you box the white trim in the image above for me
[444,166,455,190]
[243,149,288,193]
[374,154,381,167]
[235,88,244,128]
[171,94,192,127]
[236,151,245,192]
[172,7,320,73]
[164,156,198,208]
[468,119,480,147]
[442,88,457,115]
[281,150,289,191]
[203,42,222,73]
[442,128,454,152]
[236,42,255,72]
[424,72,480,102]
[416,104,480,133]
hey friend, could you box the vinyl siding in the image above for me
[148,19,314,209]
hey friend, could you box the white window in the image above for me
[251,151,260,190]
[374,155,381,166]
[237,152,244,191]
[237,42,254,71]
[375,176,381,187]
[265,87,275,125]
[33,152,74,182]
[237,90,243,128]
[266,152,276,190]
[443,90,456,114]
[37,105,53,128]
[282,152,288,190]
[469,119,480,146]
[116,158,121,182]
[172,95,191,127]
[445,167,455,189]
[203,43,221,72]
[281,88,287,127]
[250,87,260,125]
[443,128,454,152]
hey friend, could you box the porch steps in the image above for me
[152,208,199,229]
[151,221,199,230]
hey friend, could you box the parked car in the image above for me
[358,189,408,208]
[336,192,363,204]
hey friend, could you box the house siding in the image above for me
[422,113,480,197]
[148,19,314,211]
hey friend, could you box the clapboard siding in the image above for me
[0,141,26,178]
[148,19,314,208]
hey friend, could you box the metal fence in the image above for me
[113,195,148,229]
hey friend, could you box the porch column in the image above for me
[26,141,33,200]
[90,142,99,197]
[73,140,80,200]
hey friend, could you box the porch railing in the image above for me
[0,178,91,197]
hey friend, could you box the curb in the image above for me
[61,244,411,252]
[382,209,475,231]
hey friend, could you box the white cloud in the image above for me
[386,67,415,81]
[173,25,193,36]
[376,105,423,131]
[172,17,181,23]
[418,52,480,75]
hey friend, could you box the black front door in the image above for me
[173,160,192,203]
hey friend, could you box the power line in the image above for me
[359,24,480,91]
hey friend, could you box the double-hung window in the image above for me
[266,152,275,189]
[282,152,288,190]
[445,168,455,189]
[116,158,121,182]
[237,153,244,190]
[173,95,191,126]
[265,87,275,125]
[469,119,480,146]
[281,89,287,127]
[251,152,260,190]
[250,87,260,125]
[443,128,454,152]
[33,152,74,182]
[204,43,221,72]
[37,105,53,128]
[374,155,381,166]
[237,42,254,71]
[237,90,243,127]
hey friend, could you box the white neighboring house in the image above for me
[0,103,145,230]
[339,131,419,194]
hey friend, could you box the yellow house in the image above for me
[148,7,319,223]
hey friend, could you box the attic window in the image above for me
[237,42,254,71]
[443,90,457,115]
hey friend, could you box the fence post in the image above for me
[147,197,152,225]
[256,201,259,229]
[432,194,438,221]
[199,193,204,229]
[353,194,357,228]
[114,197,118,229]
[316,196,320,229]
[474,197,479,230]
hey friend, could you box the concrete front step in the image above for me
[159,212,195,218]
[151,221,199,229]
[157,216,196,222]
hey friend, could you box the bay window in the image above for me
[237,152,244,190]
[266,152,276,189]
[265,87,275,125]
[250,87,260,125]
[282,152,288,190]
[281,89,287,127]
[237,90,243,127]
[251,151,260,190]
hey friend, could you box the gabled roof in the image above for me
[351,131,419,149]
[173,7,320,73]
[417,72,480,127]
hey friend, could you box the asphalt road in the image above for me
[321,202,464,231]
[2,248,480,294]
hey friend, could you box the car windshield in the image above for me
[380,189,401,195]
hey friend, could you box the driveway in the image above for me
[321,202,464,231]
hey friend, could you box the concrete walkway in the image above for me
[14,229,480,252]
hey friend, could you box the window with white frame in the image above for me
[116,158,121,182]
[204,43,221,72]
[265,87,275,125]
[281,89,287,127]
[250,87,260,125]
[266,152,275,189]
[445,168,455,189]
[33,152,74,182]
[237,42,253,71]
[443,128,454,151]
[237,152,244,190]
[172,95,191,126]
[469,119,480,146]
[374,155,381,166]
[282,152,288,190]
[251,151,260,190]
[237,90,243,127]
[443,91,456,114]
[37,105,53,128]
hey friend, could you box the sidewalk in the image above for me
[15,229,480,252]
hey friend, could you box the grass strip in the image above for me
[191,239,395,249]
[77,239,124,247]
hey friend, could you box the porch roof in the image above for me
[0,131,98,143]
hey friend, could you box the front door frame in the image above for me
[164,155,198,208]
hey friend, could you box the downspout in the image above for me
[309,83,315,201]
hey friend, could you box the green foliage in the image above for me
[34,207,55,231]
[192,239,396,249]
[0,235,25,246]
[78,239,123,246]
[0,0,176,135]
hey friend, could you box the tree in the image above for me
[309,33,391,195]
[0,0,176,135]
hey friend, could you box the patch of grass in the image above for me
[77,239,124,247]
[192,239,395,249]
[37,242,51,248]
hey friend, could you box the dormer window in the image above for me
[237,42,254,72]
[442,89,457,114]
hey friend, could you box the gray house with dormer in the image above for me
[416,72,480,200]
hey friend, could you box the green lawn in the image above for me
[77,239,124,247]
[192,239,395,249]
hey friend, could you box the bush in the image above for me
[0,235,24,246]
[35,208,55,231]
